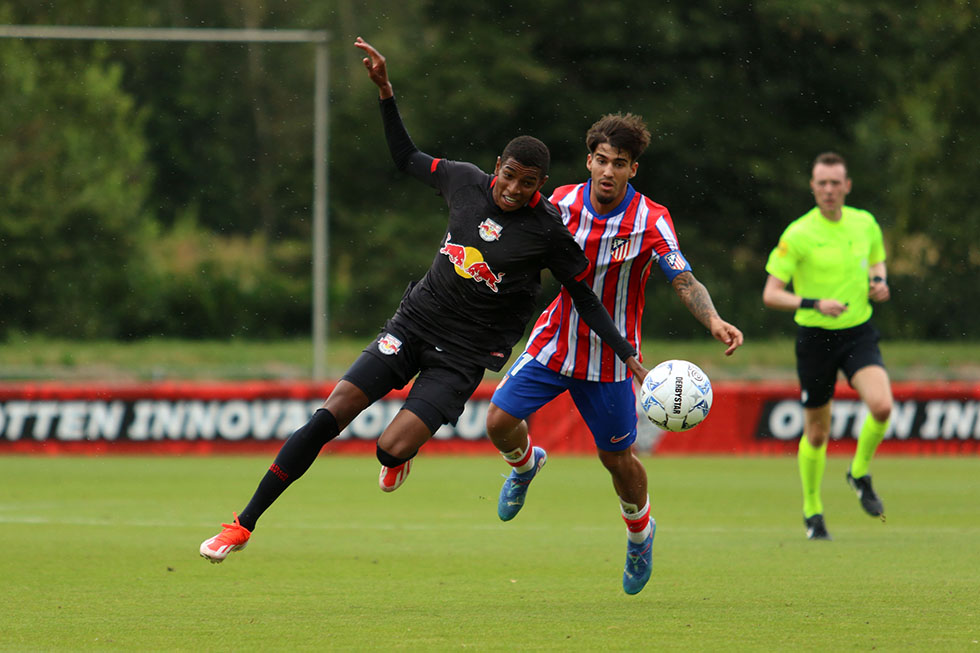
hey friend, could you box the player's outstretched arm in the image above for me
[673,271,744,356]
[356,36,434,177]
[355,36,393,100]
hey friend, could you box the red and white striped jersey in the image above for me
[525,181,691,382]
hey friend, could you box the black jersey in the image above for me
[376,95,635,372]
[393,157,589,371]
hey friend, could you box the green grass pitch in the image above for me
[1,454,978,651]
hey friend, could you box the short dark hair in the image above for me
[813,151,848,174]
[501,135,550,175]
[586,113,651,162]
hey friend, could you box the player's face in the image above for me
[587,142,638,211]
[810,163,851,219]
[492,157,548,212]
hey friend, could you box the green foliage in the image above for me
[1,1,978,340]
[121,216,311,339]
[0,36,155,338]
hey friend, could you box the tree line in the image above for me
[1,1,977,343]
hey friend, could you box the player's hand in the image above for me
[627,357,650,386]
[354,37,393,99]
[709,318,744,356]
[869,278,890,302]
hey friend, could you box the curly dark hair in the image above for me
[500,135,550,175]
[586,113,651,162]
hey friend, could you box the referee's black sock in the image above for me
[237,408,339,531]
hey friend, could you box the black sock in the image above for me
[376,443,416,468]
[238,408,339,531]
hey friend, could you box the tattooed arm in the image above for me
[671,271,744,356]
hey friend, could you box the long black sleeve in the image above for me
[562,277,638,362]
[379,96,421,171]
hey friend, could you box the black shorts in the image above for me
[341,317,486,433]
[795,320,885,408]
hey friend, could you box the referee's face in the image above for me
[492,157,548,212]
[810,163,851,220]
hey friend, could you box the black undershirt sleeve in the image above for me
[379,96,434,178]
[562,278,638,362]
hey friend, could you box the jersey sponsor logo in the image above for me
[664,251,688,271]
[478,218,503,242]
[611,237,630,262]
[378,333,402,356]
[439,232,505,292]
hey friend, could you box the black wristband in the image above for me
[800,298,817,309]
[871,275,885,284]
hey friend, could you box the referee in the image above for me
[763,152,892,541]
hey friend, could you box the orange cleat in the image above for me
[378,459,413,492]
[200,513,251,563]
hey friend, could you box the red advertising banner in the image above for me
[1,380,978,455]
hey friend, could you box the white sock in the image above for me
[502,436,535,474]
[628,521,652,544]
[621,497,652,544]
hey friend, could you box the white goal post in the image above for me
[0,25,333,380]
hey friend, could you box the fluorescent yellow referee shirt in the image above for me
[765,206,886,330]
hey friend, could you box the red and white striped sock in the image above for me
[621,497,651,544]
[501,436,535,474]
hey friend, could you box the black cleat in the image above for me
[804,514,832,540]
[846,470,885,518]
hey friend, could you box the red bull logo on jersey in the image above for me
[377,333,402,356]
[478,218,503,242]
[439,232,505,292]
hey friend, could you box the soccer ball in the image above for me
[639,359,713,432]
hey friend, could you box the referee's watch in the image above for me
[871,275,886,284]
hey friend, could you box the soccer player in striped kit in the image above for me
[487,113,743,594]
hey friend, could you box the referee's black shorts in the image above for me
[795,319,885,408]
[342,316,486,433]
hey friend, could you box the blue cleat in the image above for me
[497,447,547,521]
[623,518,656,595]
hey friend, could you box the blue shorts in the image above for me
[491,354,637,451]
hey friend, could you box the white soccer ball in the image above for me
[639,359,713,432]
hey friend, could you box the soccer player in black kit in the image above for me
[200,37,649,562]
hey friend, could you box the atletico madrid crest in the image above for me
[611,237,630,262]
[664,251,688,271]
